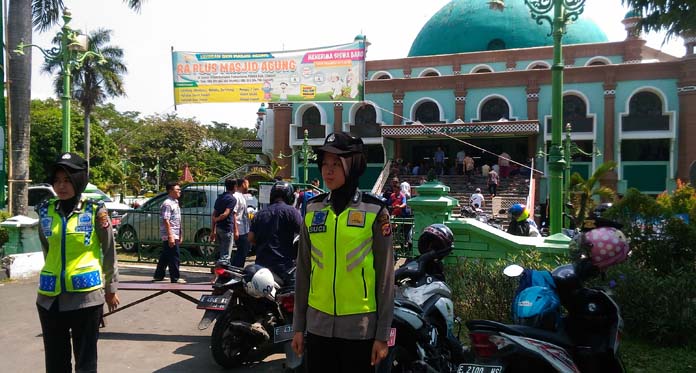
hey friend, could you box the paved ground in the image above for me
[0,263,287,372]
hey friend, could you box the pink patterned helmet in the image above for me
[584,227,629,269]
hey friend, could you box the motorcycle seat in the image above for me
[466,319,574,349]
[395,298,424,314]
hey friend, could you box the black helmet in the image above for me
[270,181,295,205]
[316,131,366,178]
[417,223,454,259]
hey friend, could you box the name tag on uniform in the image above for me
[347,210,366,228]
[310,211,328,234]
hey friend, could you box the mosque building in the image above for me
[246,0,696,200]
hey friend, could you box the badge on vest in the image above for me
[347,210,366,228]
[75,213,93,233]
[310,211,328,234]
[41,217,53,237]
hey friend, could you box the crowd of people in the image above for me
[31,137,548,372]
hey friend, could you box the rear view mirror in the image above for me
[499,209,507,215]
[503,264,524,277]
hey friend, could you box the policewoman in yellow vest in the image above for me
[292,132,394,372]
[36,152,120,373]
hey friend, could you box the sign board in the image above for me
[172,41,365,104]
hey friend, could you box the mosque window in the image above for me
[365,144,385,163]
[622,91,669,131]
[546,95,593,133]
[480,98,510,121]
[297,106,324,139]
[415,101,441,124]
[621,139,670,161]
[353,105,381,138]
[487,38,506,51]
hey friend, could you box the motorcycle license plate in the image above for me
[197,294,229,310]
[456,364,503,373]
[274,325,294,343]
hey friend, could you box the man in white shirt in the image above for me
[469,188,485,209]
[400,179,411,199]
[230,178,251,267]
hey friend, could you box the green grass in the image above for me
[622,337,696,372]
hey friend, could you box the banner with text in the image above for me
[172,41,365,105]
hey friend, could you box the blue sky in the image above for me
[27,0,684,128]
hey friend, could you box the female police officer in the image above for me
[36,152,120,372]
[291,132,394,372]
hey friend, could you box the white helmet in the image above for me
[245,266,278,301]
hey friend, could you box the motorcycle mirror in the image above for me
[503,264,524,277]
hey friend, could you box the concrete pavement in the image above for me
[0,264,286,372]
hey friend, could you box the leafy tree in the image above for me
[567,161,617,228]
[621,0,696,41]
[29,99,121,189]
[41,28,127,169]
[7,0,143,215]
[126,113,207,190]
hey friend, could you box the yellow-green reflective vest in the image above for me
[37,199,103,296]
[305,205,377,315]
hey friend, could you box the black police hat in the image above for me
[53,152,88,171]
[317,131,363,155]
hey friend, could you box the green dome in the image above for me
[408,0,608,57]
[624,9,641,19]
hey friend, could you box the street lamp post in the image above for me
[520,0,586,235]
[15,8,105,153]
[278,129,316,184]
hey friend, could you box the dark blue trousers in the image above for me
[37,301,103,373]
[231,234,250,268]
[154,240,181,281]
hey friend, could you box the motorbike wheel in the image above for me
[210,306,253,368]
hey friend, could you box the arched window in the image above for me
[415,102,440,123]
[423,71,439,77]
[487,39,505,51]
[474,67,492,73]
[352,105,381,138]
[376,74,390,79]
[546,95,593,133]
[297,106,324,139]
[480,98,509,121]
[531,64,548,69]
[588,60,607,66]
[622,91,669,131]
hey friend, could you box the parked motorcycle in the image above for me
[379,224,469,373]
[461,219,630,373]
[197,259,303,371]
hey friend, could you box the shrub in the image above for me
[446,250,567,324]
[0,211,12,249]
[602,261,696,345]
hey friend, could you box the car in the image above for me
[27,184,133,230]
[116,183,230,255]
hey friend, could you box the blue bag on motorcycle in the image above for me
[512,285,561,331]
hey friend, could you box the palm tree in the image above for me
[6,0,142,215]
[7,0,33,215]
[567,161,617,229]
[41,29,128,170]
